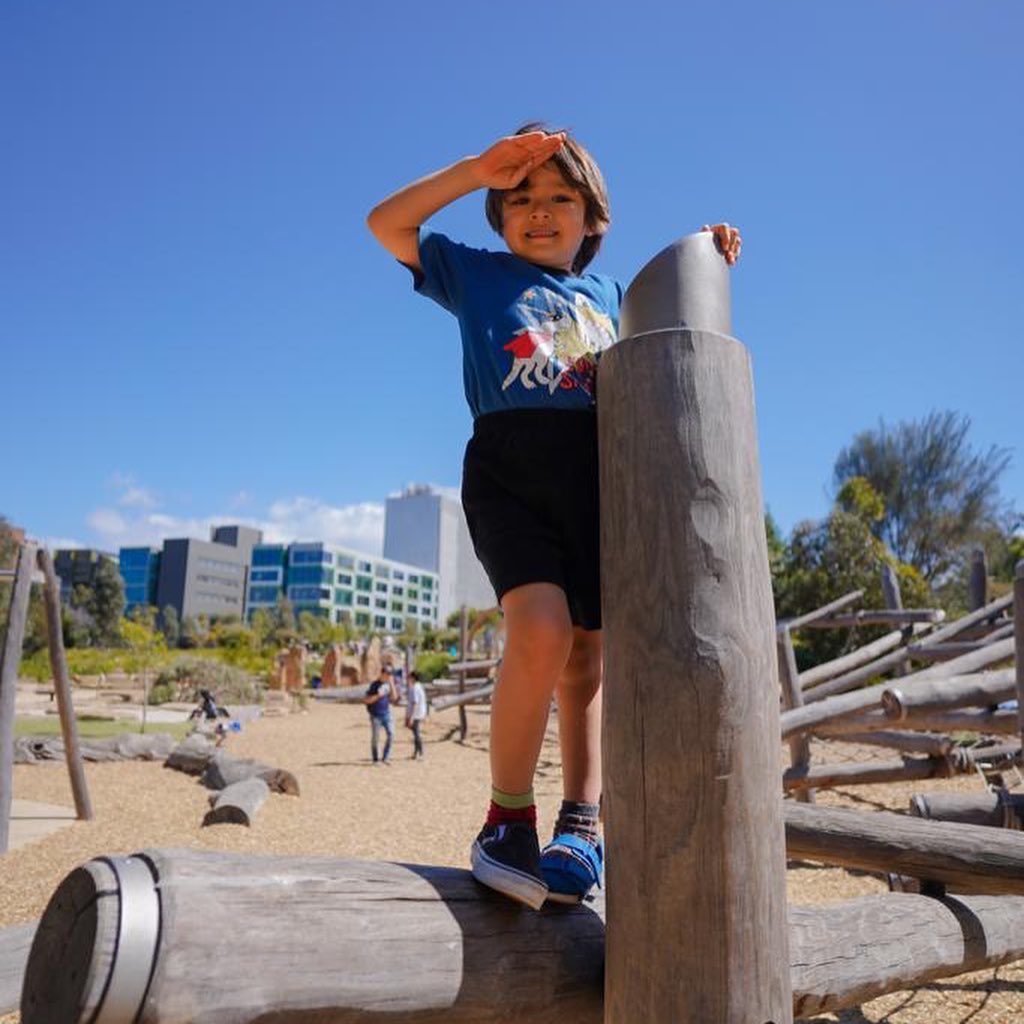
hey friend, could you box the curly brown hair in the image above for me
[484,123,611,275]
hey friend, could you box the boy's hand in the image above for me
[701,223,742,266]
[471,132,566,190]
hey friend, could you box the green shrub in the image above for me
[414,651,453,682]
[154,656,263,704]
[147,683,176,706]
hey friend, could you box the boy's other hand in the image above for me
[472,132,566,190]
[701,223,742,266]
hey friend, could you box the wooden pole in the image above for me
[881,668,1016,720]
[457,605,468,742]
[778,626,813,802]
[969,546,988,610]
[598,232,790,1023]
[20,849,1024,1024]
[881,561,910,676]
[0,543,37,854]
[36,548,92,821]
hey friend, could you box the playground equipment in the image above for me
[17,237,1024,1022]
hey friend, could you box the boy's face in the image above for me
[500,163,594,273]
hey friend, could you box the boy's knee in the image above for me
[509,607,574,666]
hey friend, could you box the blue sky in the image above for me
[3,1,1021,557]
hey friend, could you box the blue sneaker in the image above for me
[540,834,603,904]
[471,823,548,910]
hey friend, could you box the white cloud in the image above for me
[118,486,159,510]
[88,507,129,538]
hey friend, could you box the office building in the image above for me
[246,540,440,632]
[384,485,494,622]
[54,548,118,603]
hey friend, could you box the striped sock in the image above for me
[487,788,536,828]
[554,800,600,846]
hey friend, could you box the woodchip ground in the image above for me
[2,699,1022,1023]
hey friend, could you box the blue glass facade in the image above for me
[119,547,161,612]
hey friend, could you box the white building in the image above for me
[384,485,494,623]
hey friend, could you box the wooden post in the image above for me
[599,233,791,1023]
[881,562,910,676]
[457,605,468,742]
[778,626,814,802]
[0,543,37,854]
[969,547,988,611]
[36,548,92,822]
[1016,560,1024,753]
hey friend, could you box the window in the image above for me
[289,566,332,586]
[358,561,372,573]
[407,588,419,600]
[288,586,330,603]
[375,564,389,578]
[356,576,372,592]
[374,598,386,609]
[374,615,387,628]
[249,586,280,603]
[250,569,280,582]
[390,617,403,631]
[337,573,353,586]
[252,546,286,567]
[337,555,355,570]
[292,548,331,565]
[392,570,405,581]
[356,595,370,607]
[392,586,404,596]
[421,577,433,590]
[407,604,417,615]
[375,582,388,593]
[408,574,419,584]
[355,612,370,626]
[334,589,353,606]
[390,600,403,613]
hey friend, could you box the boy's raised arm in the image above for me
[366,132,566,272]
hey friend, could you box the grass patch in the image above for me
[15,717,194,741]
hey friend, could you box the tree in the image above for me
[121,618,167,733]
[774,478,931,668]
[833,411,1013,583]
[159,605,180,647]
[91,557,126,645]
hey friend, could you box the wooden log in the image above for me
[0,921,36,1015]
[802,646,913,703]
[910,788,1024,829]
[969,546,988,610]
[20,849,1024,1023]
[783,754,954,792]
[922,592,1014,646]
[881,561,911,677]
[164,733,218,774]
[444,658,499,675]
[36,548,92,822]
[825,730,954,756]
[778,626,813,802]
[903,637,1015,683]
[457,605,468,741]
[802,608,945,629]
[788,892,1024,1017]
[0,543,37,853]
[201,750,299,796]
[881,668,1016,720]
[784,801,1024,894]
[15,733,176,764]
[202,777,269,827]
[311,684,369,703]
[430,682,494,712]
[600,237,790,1024]
[778,589,863,631]
[1016,560,1024,751]
[906,639,1010,661]
[798,629,905,690]
[815,707,1019,737]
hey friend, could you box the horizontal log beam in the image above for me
[20,849,1024,1023]
[784,801,1024,894]
[802,608,945,629]
[798,629,905,690]
[824,730,954,756]
[778,589,863,631]
[814,707,1019,737]
[783,755,952,792]
[430,683,495,712]
[882,669,1016,720]
[910,788,1024,829]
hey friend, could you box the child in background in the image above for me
[405,670,428,760]
[368,125,740,908]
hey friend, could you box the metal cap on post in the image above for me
[599,232,791,1023]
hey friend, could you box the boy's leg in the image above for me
[370,718,380,763]
[471,582,574,909]
[542,627,604,903]
[382,715,394,763]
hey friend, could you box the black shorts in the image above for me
[461,409,602,631]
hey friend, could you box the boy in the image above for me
[368,126,740,908]
[364,663,399,765]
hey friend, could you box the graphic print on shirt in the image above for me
[501,288,616,398]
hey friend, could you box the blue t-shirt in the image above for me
[365,679,392,719]
[415,230,623,419]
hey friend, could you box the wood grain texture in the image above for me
[779,628,814,802]
[882,668,1016,719]
[798,629,905,690]
[814,707,1019,737]
[598,328,790,1023]
[0,922,36,1014]
[910,788,1024,829]
[784,801,1024,894]
[21,849,1024,1023]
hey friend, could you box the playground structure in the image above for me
[5,233,1024,1021]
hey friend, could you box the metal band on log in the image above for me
[20,849,1024,1024]
[598,231,790,1023]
